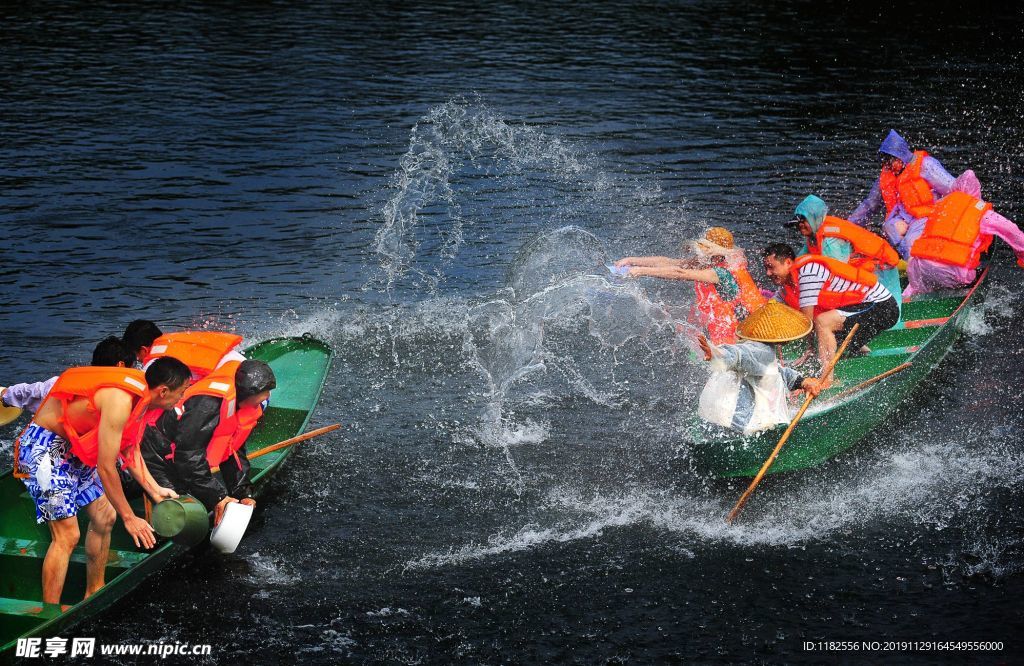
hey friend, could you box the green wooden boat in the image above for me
[688,263,991,478]
[0,335,333,655]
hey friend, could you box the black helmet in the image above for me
[235,360,276,401]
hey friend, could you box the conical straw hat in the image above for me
[0,404,22,427]
[736,301,812,343]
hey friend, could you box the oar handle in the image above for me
[211,423,342,473]
[829,362,912,402]
[726,324,860,525]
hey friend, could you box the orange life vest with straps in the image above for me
[691,261,768,345]
[809,215,900,272]
[879,150,936,219]
[173,361,265,468]
[911,191,994,269]
[14,368,150,475]
[143,331,244,380]
[781,255,879,313]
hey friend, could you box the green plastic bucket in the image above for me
[152,495,210,545]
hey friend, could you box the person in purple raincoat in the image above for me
[848,129,956,259]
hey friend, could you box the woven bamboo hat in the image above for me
[0,403,22,427]
[736,301,812,343]
[694,227,735,256]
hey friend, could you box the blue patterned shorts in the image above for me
[17,423,104,524]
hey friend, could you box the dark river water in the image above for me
[2,2,1024,663]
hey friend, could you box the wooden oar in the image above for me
[829,362,912,402]
[726,324,860,525]
[211,423,341,472]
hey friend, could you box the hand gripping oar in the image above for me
[211,423,341,473]
[726,324,860,525]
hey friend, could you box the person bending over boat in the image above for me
[903,170,1024,298]
[1,337,136,415]
[614,227,766,344]
[847,129,956,259]
[122,319,245,380]
[141,359,276,526]
[785,194,903,323]
[696,301,821,435]
[762,243,898,388]
[2,338,150,501]
[13,357,190,605]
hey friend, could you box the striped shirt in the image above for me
[797,261,891,309]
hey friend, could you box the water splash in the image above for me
[373,99,599,293]
[408,435,1024,569]
[457,229,686,493]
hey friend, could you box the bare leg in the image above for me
[82,495,116,599]
[43,517,81,605]
[813,310,846,388]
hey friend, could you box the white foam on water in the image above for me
[235,305,347,347]
[243,552,302,586]
[367,607,411,618]
[405,507,648,570]
[472,418,550,449]
[962,281,1018,337]
[408,436,1024,568]
[319,629,357,655]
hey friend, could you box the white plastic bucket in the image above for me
[209,502,254,554]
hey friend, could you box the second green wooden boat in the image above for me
[0,335,333,656]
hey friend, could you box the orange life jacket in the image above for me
[15,368,150,473]
[809,215,900,272]
[173,361,264,468]
[691,262,768,345]
[911,191,994,269]
[781,255,880,312]
[143,331,244,380]
[879,150,936,219]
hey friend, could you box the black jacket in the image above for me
[141,395,254,512]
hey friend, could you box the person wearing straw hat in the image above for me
[695,301,821,435]
[613,227,766,345]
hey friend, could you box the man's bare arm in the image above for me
[94,388,156,549]
[124,446,178,503]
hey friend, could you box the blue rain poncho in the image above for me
[794,195,852,262]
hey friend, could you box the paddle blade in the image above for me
[0,405,23,427]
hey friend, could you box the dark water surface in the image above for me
[3,2,1024,663]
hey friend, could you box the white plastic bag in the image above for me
[744,364,791,434]
[697,357,741,429]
